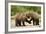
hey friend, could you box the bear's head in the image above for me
[26,13,32,24]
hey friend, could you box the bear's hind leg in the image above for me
[16,21,18,26]
[36,19,39,25]
[16,20,20,26]
[33,19,36,25]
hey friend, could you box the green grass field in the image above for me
[11,5,41,16]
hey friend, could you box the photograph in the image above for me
[8,3,44,32]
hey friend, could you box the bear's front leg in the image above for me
[22,21,25,26]
[19,22,21,26]
[18,21,21,26]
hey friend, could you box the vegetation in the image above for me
[11,5,41,16]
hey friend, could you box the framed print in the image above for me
[5,0,45,34]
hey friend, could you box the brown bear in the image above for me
[26,12,40,25]
[15,13,30,26]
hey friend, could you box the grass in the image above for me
[11,5,41,16]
